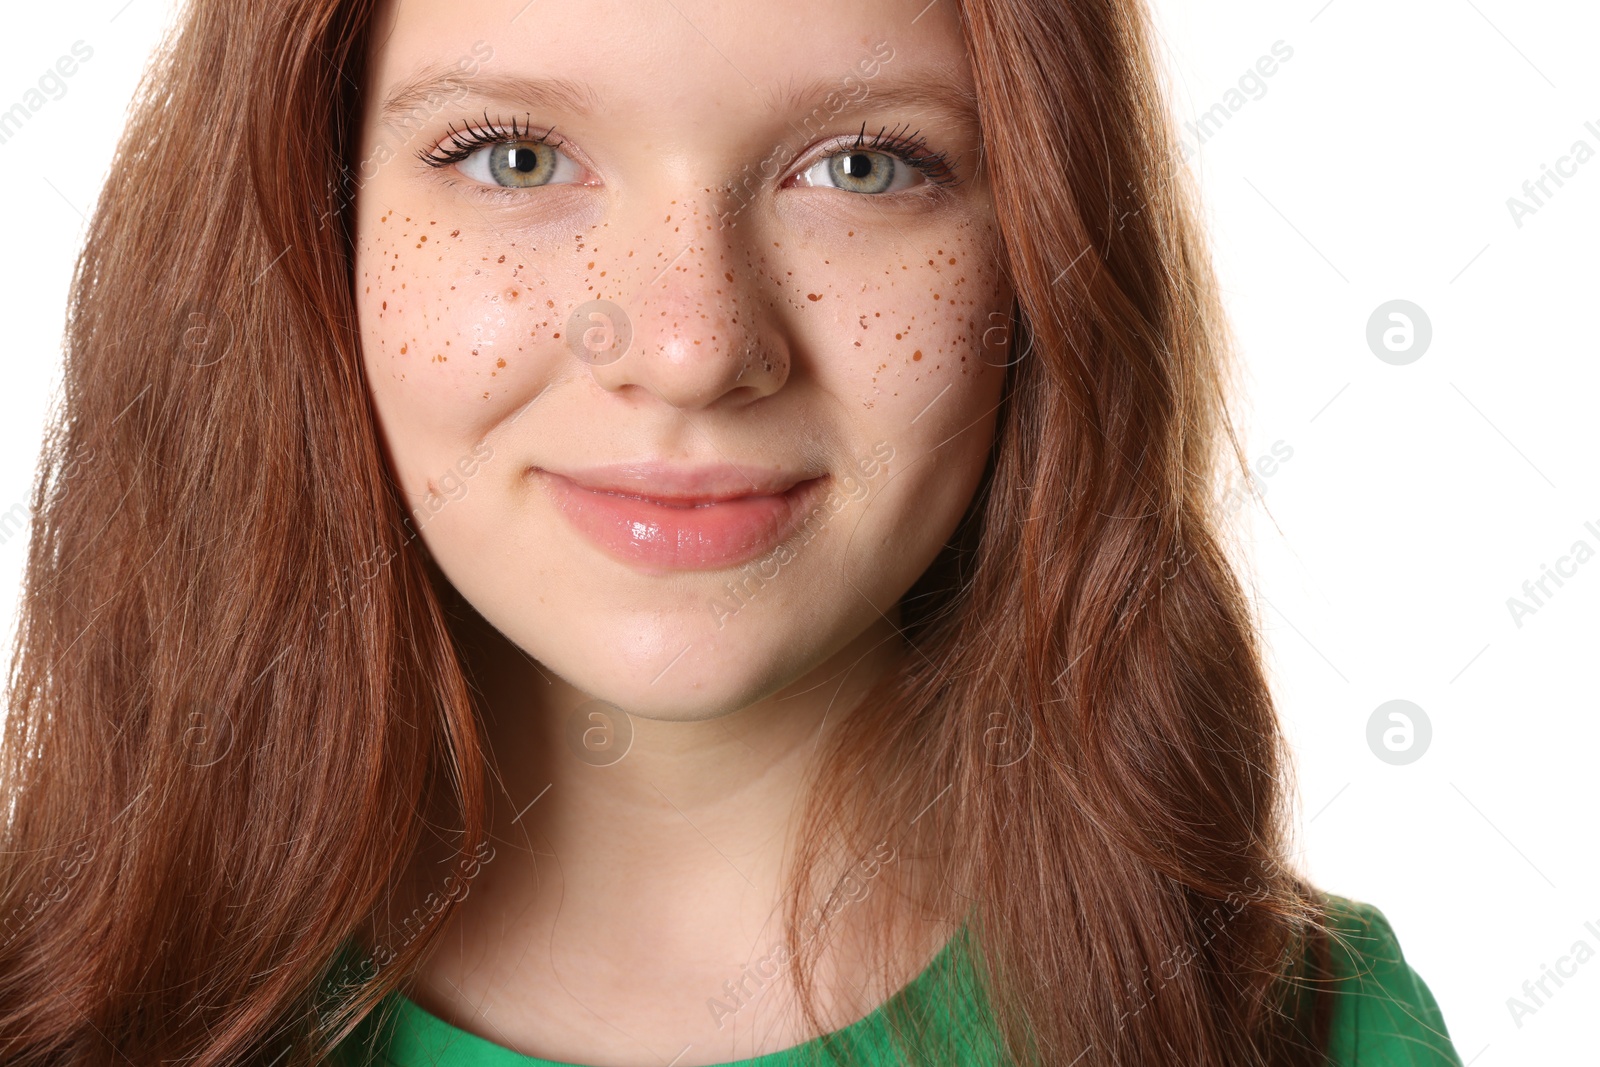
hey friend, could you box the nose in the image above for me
[583,206,790,411]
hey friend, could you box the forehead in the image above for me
[363,0,978,141]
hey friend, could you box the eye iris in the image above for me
[488,142,554,187]
[829,150,894,193]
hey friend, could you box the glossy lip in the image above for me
[530,463,830,574]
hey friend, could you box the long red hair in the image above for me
[0,1,1339,1063]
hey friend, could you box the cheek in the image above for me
[355,211,569,432]
[809,214,1011,424]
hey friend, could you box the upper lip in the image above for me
[533,463,822,504]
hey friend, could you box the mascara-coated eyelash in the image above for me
[415,113,960,195]
[417,111,566,169]
[818,122,961,189]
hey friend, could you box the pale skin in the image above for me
[352,0,1015,1063]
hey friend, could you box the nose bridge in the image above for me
[594,194,787,409]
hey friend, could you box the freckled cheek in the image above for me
[355,238,574,410]
[829,257,1010,410]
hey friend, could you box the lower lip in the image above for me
[536,472,830,573]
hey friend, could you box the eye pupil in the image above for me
[507,147,538,173]
[844,153,873,179]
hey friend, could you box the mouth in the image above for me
[531,466,830,574]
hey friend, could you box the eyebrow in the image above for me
[769,67,981,133]
[378,65,979,134]
[379,68,600,127]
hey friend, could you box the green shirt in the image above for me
[327,894,1462,1066]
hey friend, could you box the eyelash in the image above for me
[418,111,566,169]
[832,121,960,188]
[416,113,962,190]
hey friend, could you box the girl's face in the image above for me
[353,0,1013,721]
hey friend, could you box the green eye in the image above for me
[791,126,958,194]
[831,151,898,194]
[460,140,581,189]
[798,149,920,195]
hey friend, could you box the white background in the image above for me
[1,1,1594,1062]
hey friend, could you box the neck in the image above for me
[395,600,943,1063]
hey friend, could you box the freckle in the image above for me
[933,294,940,301]
[451,230,460,237]
[547,300,555,308]
[588,262,595,269]
[382,300,387,310]
[848,230,855,237]
[497,358,506,368]
[948,257,956,264]
[400,343,408,354]
[807,294,822,302]
[895,333,902,339]
[553,333,561,339]
[913,350,923,361]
